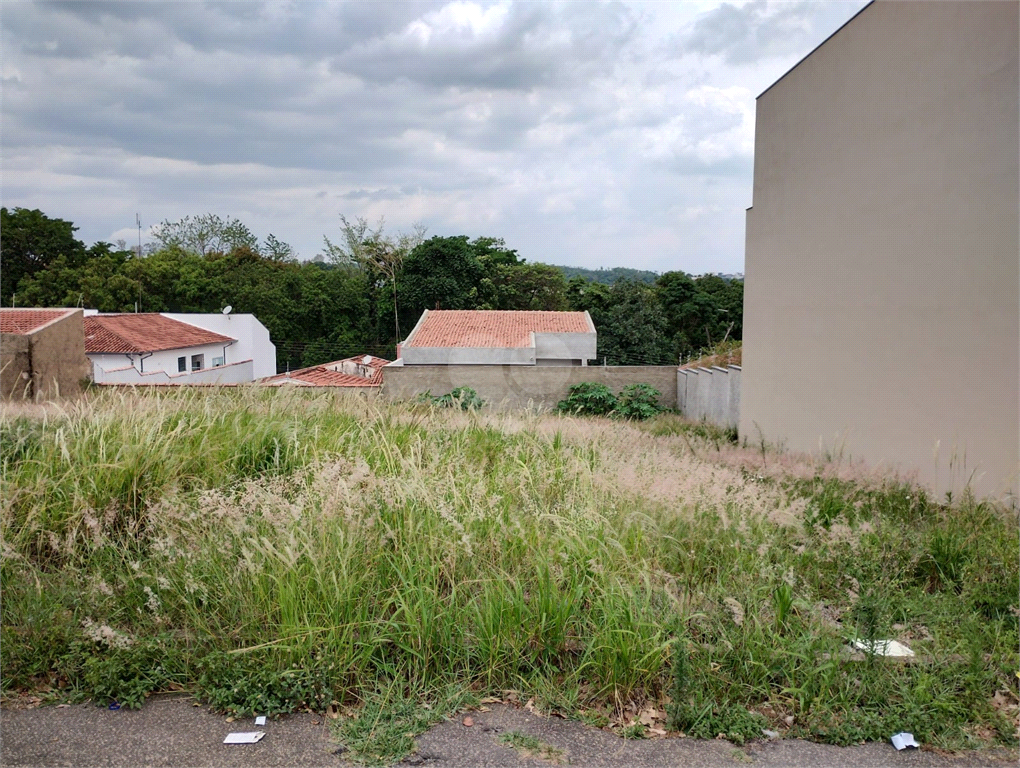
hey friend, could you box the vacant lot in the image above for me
[1,389,1016,763]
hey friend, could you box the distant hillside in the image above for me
[551,265,660,285]
[550,265,744,284]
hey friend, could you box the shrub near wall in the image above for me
[556,382,662,420]
[382,365,679,411]
[556,383,618,416]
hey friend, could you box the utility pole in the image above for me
[136,213,142,258]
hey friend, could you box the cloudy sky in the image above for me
[2,0,867,274]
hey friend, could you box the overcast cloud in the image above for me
[1,0,867,274]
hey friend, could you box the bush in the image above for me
[64,637,182,710]
[556,383,617,416]
[418,387,485,410]
[557,382,662,420]
[614,384,662,420]
[196,650,337,716]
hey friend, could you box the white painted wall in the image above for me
[89,340,234,378]
[162,313,276,378]
[94,359,254,385]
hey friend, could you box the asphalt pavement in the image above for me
[1,696,1015,768]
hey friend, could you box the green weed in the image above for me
[0,388,1016,752]
[417,387,485,410]
[334,684,474,766]
[500,730,566,762]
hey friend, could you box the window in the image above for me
[212,357,224,367]
[178,357,187,372]
[191,354,204,371]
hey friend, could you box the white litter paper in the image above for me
[255,716,267,726]
[890,732,920,750]
[223,732,266,744]
[852,639,915,657]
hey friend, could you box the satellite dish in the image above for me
[222,306,233,315]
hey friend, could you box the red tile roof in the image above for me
[0,308,77,335]
[406,310,591,348]
[262,355,390,387]
[84,314,234,354]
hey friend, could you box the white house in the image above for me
[161,313,276,379]
[396,310,596,366]
[83,312,275,385]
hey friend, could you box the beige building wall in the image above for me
[1,333,33,399]
[0,309,90,400]
[741,1,1019,501]
[30,309,91,399]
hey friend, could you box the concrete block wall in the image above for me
[1,310,90,400]
[678,365,741,430]
[382,364,678,410]
[1,334,33,399]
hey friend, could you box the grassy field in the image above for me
[1,388,1017,762]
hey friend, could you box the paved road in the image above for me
[1,696,1015,767]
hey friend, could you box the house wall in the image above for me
[533,332,597,364]
[401,346,537,365]
[89,342,231,380]
[30,309,90,399]
[162,313,277,378]
[95,359,254,385]
[0,333,32,399]
[741,1,1019,500]
[401,333,596,366]
[382,363,677,410]
[1,310,89,400]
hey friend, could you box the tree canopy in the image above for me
[1,208,87,303]
[1,209,743,372]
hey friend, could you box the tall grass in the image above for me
[1,388,1016,752]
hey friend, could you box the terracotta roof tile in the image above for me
[0,308,77,335]
[262,355,390,387]
[407,310,590,348]
[84,314,234,354]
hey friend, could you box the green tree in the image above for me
[262,233,297,263]
[1,207,87,304]
[587,280,672,365]
[151,214,259,256]
[471,236,520,267]
[480,262,568,311]
[695,274,743,342]
[398,235,485,331]
[323,215,425,342]
[293,262,373,367]
[555,265,659,285]
[566,275,612,315]
[124,247,216,312]
[16,242,140,311]
[656,271,742,360]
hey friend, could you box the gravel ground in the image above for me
[1,696,1015,768]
